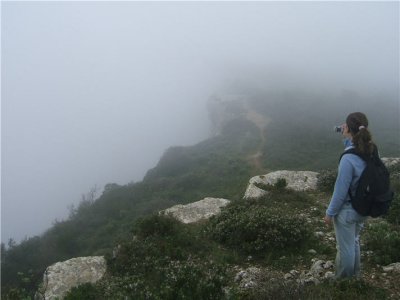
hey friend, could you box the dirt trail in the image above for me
[244,104,271,172]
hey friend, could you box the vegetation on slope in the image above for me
[1,91,399,299]
[66,178,399,299]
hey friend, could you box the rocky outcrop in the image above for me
[161,197,230,224]
[233,258,334,294]
[282,259,335,285]
[383,262,400,273]
[36,256,106,300]
[234,266,263,289]
[244,170,319,199]
[382,157,400,168]
[207,94,248,136]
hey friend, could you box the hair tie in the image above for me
[359,125,366,130]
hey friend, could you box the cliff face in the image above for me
[207,94,270,137]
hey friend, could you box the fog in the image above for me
[2,2,399,243]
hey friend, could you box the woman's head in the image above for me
[345,112,374,155]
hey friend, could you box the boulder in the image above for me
[36,256,106,300]
[381,157,400,168]
[161,197,230,224]
[284,259,335,286]
[234,266,262,289]
[382,262,400,273]
[244,171,319,199]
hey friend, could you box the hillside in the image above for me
[24,165,400,299]
[2,91,399,298]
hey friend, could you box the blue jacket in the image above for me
[326,139,367,217]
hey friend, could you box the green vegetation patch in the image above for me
[102,214,230,299]
[207,201,312,255]
[364,221,400,265]
[238,276,387,300]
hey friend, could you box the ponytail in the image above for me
[346,112,374,156]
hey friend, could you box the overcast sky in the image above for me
[2,1,399,243]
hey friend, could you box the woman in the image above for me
[324,112,375,278]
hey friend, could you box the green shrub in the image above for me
[105,235,229,300]
[386,164,400,225]
[239,277,387,300]
[132,213,182,239]
[103,212,231,299]
[207,203,312,255]
[364,221,400,265]
[100,258,228,300]
[317,169,337,193]
[109,216,199,276]
[64,283,100,300]
[386,192,400,225]
[1,286,31,300]
[254,178,288,192]
[274,178,288,191]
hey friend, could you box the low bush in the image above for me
[254,178,287,192]
[100,258,228,300]
[64,283,100,300]
[364,221,400,265]
[317,169,337,193]
[132,213,183,239]
[386,192,400,225]
[108,214,201,275]
[386,163,400,225]
[102,214,231,299]
[207,202,312,255]
[238,276,387,300]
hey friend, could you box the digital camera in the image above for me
[334,126,343,133]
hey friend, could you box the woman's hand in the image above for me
[324,215,333,226]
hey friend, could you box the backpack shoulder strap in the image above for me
[339,148,369,202]
[339,147,377,163]
[339,148,360,162]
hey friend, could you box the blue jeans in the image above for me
[333,203,367,278]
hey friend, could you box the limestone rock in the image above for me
[288,259,335,286]
[310,260,326,277]
[244,171,319,199]
[36,256,106,300]
[382,262,400,273]
[234,267,262,289]
[381,157,400,168]
[161,197,230,224]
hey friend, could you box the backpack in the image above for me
[340,146,394,218]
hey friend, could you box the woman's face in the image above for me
[342,123,352,139]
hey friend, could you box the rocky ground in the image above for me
[36,164,400,299]
[233,192,400,299]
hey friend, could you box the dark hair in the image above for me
[346,112,374,155]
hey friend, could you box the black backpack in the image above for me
[340,147,394,218]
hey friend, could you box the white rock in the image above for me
[324,261,334,269]
[310,260,325,277]
[382,262,400,273]
[284,273,293,280]
[235,270,246,282]
[244,171,319,199]
[36,256,106,300]
[324,271,335,279]
[234,267,262,289]
[308,249,317,255]
[314,231,325,238]
[161,197,230,224]
[243,181,269,199]
[304,277,320,285]
[381,157,400,168]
